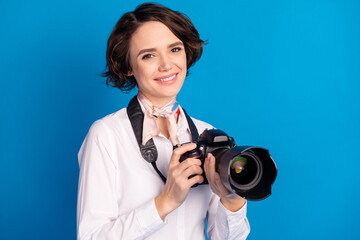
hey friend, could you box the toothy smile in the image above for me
[155,73,177,82]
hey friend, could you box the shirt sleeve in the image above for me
[77,120,165,240]
[206,194,250,240]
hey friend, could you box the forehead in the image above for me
[130,21,182,52]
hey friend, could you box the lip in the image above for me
[154,73,178,84]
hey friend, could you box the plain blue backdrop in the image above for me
[1,0,359,239]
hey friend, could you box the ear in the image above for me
[127,68,133,77]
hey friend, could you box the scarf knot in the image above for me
[137,93,180,146]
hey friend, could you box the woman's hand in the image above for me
[155,143,204,220]
[204,153,246,212]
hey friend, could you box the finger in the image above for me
[204,153,212,178]
[186,174,204,187]
[170,143,197,166]
[216,173,233,197]
[204,154,218,193]
[205,154,233,197]
[171,158,202,180]
[167,159,201,185]
[176,157,202,172]
[207,154,216,182]
[182,164,203,178]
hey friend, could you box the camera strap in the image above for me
[127,95,199,183]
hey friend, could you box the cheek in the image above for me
[182,52,187,66]
[175,53,188,71]
[131,62,154,83]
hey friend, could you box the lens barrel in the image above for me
[216,146,277,201]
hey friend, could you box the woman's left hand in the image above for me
[204,153,246,212]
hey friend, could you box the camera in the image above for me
[176,129,277,201]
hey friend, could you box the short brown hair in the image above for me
[102,3,206,92]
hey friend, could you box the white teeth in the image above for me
[158,74,176,82]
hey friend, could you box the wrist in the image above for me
[220,195,246,212]
[155,193,179,220]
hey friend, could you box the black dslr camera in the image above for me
[177,129,277,201]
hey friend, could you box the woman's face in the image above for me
[128,21,187,107]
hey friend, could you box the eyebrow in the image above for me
[137,41,184,57]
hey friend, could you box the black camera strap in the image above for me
[127,96,199,183]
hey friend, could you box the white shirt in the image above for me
[77,100,250,240]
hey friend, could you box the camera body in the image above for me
[178,129,235,186]
[177,129,277,201]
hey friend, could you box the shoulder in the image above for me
[86,107,130,141]
[190,116,215,133]
[79,107,132,163]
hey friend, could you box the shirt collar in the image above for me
[177,107,192,139]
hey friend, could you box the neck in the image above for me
[138,91,176,108]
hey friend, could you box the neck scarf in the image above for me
[137,93,180,146]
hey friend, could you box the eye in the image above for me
[171,47,182,53]
[142,54,154,60]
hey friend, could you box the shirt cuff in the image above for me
[134,198,166,237]
[217,200,248,226]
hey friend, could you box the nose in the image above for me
[158,54,172,72]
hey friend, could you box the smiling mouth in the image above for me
[155,73,177,82]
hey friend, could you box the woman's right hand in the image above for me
[155,143,204,220]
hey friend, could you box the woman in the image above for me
[77,3,250,239]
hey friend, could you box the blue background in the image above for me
[1,0,359,239]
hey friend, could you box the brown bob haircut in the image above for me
[102,3,206,92]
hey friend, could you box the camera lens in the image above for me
[229,152,263,191]
[196,129,277,200]
[230,156,247,175]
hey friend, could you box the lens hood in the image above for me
[217,146,277,201]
